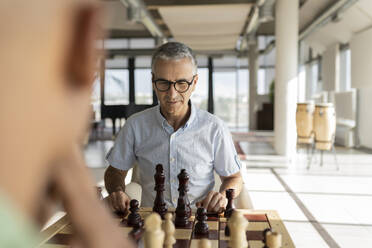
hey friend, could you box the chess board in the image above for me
[39,208,295,248]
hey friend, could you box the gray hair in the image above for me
[151,42,198,74]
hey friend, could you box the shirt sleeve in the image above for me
[106,119,136,171]
[213,122,242,177]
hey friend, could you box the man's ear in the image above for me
[66,5,101,89]
[191,74,198,92]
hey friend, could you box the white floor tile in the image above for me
[323,224,372,248]
[244,173,285,191]
[249,192,308,221]
[284,221,329,248]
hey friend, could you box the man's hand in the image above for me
[196,191,227,213]
[107,190,130,215]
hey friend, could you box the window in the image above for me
[191,68,208,110]
[135,68,153,104]
[340,48,351,91]
[213,70,237,128]
[91,73,101,120]
[237,69,249,131]
[104,69,129,105]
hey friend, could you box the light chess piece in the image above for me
[228,210,249,248]
[162,213,176,248]
[144,213,164,248]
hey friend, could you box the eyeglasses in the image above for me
[152,75,196,93]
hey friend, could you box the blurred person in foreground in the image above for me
[0,0,133,247]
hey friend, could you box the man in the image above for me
[0,0,133,247]
[105,42,243,213]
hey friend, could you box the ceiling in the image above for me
[101,0,370,54]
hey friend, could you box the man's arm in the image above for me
[196,172,243,213]
[104,165,131,213]
[219,171,243,198]
[48,146,134,248]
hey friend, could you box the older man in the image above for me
[0,0,134,247]
[105,42,243,213]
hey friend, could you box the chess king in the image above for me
[0,0,134,247]
[105,42,243,213]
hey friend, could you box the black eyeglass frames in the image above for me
[152,75,196,93]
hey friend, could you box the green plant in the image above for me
[269,80,275,103]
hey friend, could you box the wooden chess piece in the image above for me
[265,230,282,248]
[162,213,176,248]
[198,238,212,248]
[228,210,249,248]
[144,213,164,248]
[153,164,167,219]
[195,207,209,235]
[224,188,235,218]
[175,169,192,227]
[263,228,272,248]
[224,189,235,237]
[127,199,142,228]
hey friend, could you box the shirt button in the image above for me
[170,157,175,162]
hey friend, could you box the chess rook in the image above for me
[224,188,235,218]
[153,164,167,219]
[175,169,192,227]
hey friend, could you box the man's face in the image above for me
[152,58,198,117]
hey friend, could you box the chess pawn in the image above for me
[198,238,211,248]
[144,213,164,248]
[162,213,176,248]
[266,231,282,248]
[228,210,249,248]
[127,199,142,228]
[195,207,209,235]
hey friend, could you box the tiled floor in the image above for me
[83,139,372,248]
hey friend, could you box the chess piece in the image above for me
[263,228,272,248]
[175,169,192,227]
[228,210,249,248]
[127,199,143,228]
[198,238,212,248]
[224,188,234,218]
[144,213,164,248]
[264,230,282,248]
[162,213,176,248]
[224,209,234,236]
[153,164,167,219]
[224,189,235,237]
[195,207,209,235]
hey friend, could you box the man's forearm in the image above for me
[219,174,243,198]
[104,166,127,194]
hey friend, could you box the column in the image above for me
[248,42,258,130]
[274,0,299,156]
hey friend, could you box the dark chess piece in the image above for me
[127,199,143,228]
[224,189,235,236]
[224,188,235,218]
[153,164,167,219]
[175,169,192,227]
[195,207,209,235]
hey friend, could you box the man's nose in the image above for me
[167,84,178,98]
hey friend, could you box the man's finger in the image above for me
[109,194,119,212]
[201,191,214,210]
[208,193,220,212]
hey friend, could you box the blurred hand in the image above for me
[50,145,135,248]
[196,191,227,213]
[107,190,130,215]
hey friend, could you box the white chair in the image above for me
[124,163,254,209]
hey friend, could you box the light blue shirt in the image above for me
[106,102,241,207]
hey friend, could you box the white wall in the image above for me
[350,27,372,148]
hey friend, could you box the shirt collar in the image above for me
[155,100,197,130]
